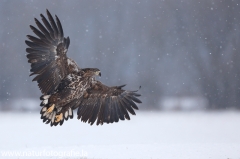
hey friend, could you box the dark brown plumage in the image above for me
[26,9,142,126]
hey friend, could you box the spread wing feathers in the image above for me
[77,81,141,125]
[26,9,78,94]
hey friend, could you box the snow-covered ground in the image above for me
[0,111,240,159]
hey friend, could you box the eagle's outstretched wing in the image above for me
[26,9,79,94]
[76,81,141,125]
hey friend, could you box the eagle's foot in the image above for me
[55,113,63,122]
[47,104,55,113]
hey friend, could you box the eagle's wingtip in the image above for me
[117,84,126,89]
[46,9,51,16]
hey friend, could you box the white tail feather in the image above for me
[46,113,50,119]
[42,99,48,105]
[65,111,68,119]
[43,111,48,117]
[41,107,47,113]
[42,95,51,100]
[51,111,56,123]
[69,108,72,116]
[48,112,53,120]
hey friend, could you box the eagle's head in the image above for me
[81,68,101,77]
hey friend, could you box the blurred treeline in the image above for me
[0,0,240,110]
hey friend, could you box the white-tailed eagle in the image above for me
[25,9,141,126]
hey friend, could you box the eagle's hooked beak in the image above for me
[95,71,101,77]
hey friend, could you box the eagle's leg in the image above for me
[55,113,63,122]
[47,104,55,113]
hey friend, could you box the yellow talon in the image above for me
[47,104,55,113]
[55,113,63,122]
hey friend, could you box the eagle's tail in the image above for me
[40,105,57,126]
[39,94,58,126]
[39,95,74,126]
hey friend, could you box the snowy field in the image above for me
[0,111,240,159]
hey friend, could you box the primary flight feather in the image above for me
[25,9,141,126]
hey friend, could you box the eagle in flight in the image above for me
[25,10,141,126]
